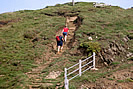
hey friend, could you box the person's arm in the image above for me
[62,38,64,41]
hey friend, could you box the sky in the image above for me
[0,0,133,14]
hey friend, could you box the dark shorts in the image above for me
[57,41,63,46]
[63,32,67,36]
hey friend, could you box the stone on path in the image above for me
[45,71,61,79]
[91,68,98,70]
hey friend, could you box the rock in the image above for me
[127,52,133,57]
[91,68,98,70]
[112,47,117,52]
[110,58,114,62]
[0,75,5,77]
[124,73,129,77]
[34,17,38,20]
[123,37,129,42]
[104,62,108,66]
[81,85,88,89]
[45,71,61,79]
[88,36,93,40]
[108,48,114,55]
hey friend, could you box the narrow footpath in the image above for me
[57,16,77,54]
[25,16,78,89]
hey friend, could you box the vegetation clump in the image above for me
[80,42,101,53]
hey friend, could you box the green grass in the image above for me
[107,78,114,80]
[117,80,125,83]
[128,57,133,61]
[117,78,133,83]
[111,62,120,65]
[0,2,133,88]
[0,6,65,88]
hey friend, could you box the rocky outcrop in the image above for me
[98,39,132,66]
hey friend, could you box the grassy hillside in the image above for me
[0,2,132,88]
[0,7,65,88]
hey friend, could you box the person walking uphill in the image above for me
[62,26,69,42]
[56,34,64,54]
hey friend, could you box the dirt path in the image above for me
[25,16,78,89]
[61,16,77,53]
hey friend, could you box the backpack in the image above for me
[56,36,60,41]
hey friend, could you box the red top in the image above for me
[63,27,69,32]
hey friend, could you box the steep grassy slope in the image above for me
[0,2,132,89]
[0,8,65,88]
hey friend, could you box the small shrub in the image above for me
[80,42,89,48]
[80,42,101,53]
[87,42,101,52]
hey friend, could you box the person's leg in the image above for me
[60,46,63,52]
[60,42,63,52]
[63,32,65,41]
[63,32,67,42]
[57,46,60,53]
[65,35,67,42]
[63,35,65,42]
